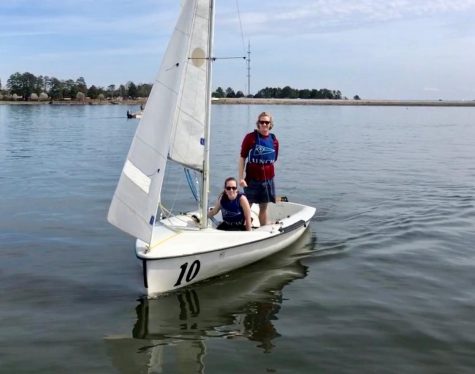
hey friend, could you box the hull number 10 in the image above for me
[174,260,201,287]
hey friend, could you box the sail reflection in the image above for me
[106,229,315,373]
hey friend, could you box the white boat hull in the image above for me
[136,201,316,296]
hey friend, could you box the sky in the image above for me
[1,0,475,100]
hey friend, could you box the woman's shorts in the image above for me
[244,178,276,204]
[217,221,246,231]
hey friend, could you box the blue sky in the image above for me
[1,0,475,100]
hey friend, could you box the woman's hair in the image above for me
[223,176,237,188]
[255,111,274,129]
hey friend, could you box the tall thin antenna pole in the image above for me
[247,40,251,97]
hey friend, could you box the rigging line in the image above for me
[214,56,246,60]
[235,0,247,56]
[189,56,245,60]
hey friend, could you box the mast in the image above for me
[201,0,215,229]
[247,40,251,96]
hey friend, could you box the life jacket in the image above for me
[220,192,244,225]
[247,130,276,166]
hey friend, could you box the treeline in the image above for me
[213,86,345,100]
[0,72,151,101]
[0,71,353,101]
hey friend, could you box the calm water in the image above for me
[1,103,474,373]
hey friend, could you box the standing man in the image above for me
[239,111,279,226]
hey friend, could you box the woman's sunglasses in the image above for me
[225,186,237,191]
[259,121,270,125]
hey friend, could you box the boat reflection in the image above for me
[106,228,315,373]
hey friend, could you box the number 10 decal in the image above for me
[174,260,201,287]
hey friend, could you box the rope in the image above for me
[235,0,247,57]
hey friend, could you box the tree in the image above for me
[108,84,116,98]
[299,89,311,99]
[35,76,45,95]
[87,85,99,99]
[353,95,361,100]
[136,83,152,98]
[127,82,138,98]
[6,73,21,93]
[213,86,225,98]
[63,79,77,98]
[76,77,87,94]
[225,87,236,98]
[49,77,64,100]
[43,76,52,93]
[118,84,127,98]
[280,85,298,98]
[76,92,85,102]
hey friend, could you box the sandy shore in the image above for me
[213,98,475,107]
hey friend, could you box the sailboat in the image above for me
[107,0,316,296]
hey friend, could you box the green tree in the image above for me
[298,89,311,99]
[136,83,152,98]
[280,85,298,98]
[76,77,87,94]
[87,85,99,99]
[127,82,138,98]
[212,86,225,98]
[108,84,116,98]
[118,84,127,98]
[6,73,22,94]
[225,87,236,98]
[63,79,77,98]
[49,77,64,100]
[7,72,38,99]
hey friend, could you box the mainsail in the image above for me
[108,0,210,244]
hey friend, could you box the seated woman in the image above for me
[207,177,252,231]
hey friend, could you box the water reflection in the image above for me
[106,229,315,373]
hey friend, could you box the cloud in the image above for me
[0,1,179,40]
[237,0,475,35]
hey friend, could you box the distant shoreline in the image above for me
[2,98,475,107]
[214,98,475,107]
[0,99,146,106]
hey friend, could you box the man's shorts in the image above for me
[244,178,276,204]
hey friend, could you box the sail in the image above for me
[108,0,210,244]
[169,0,210,170]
